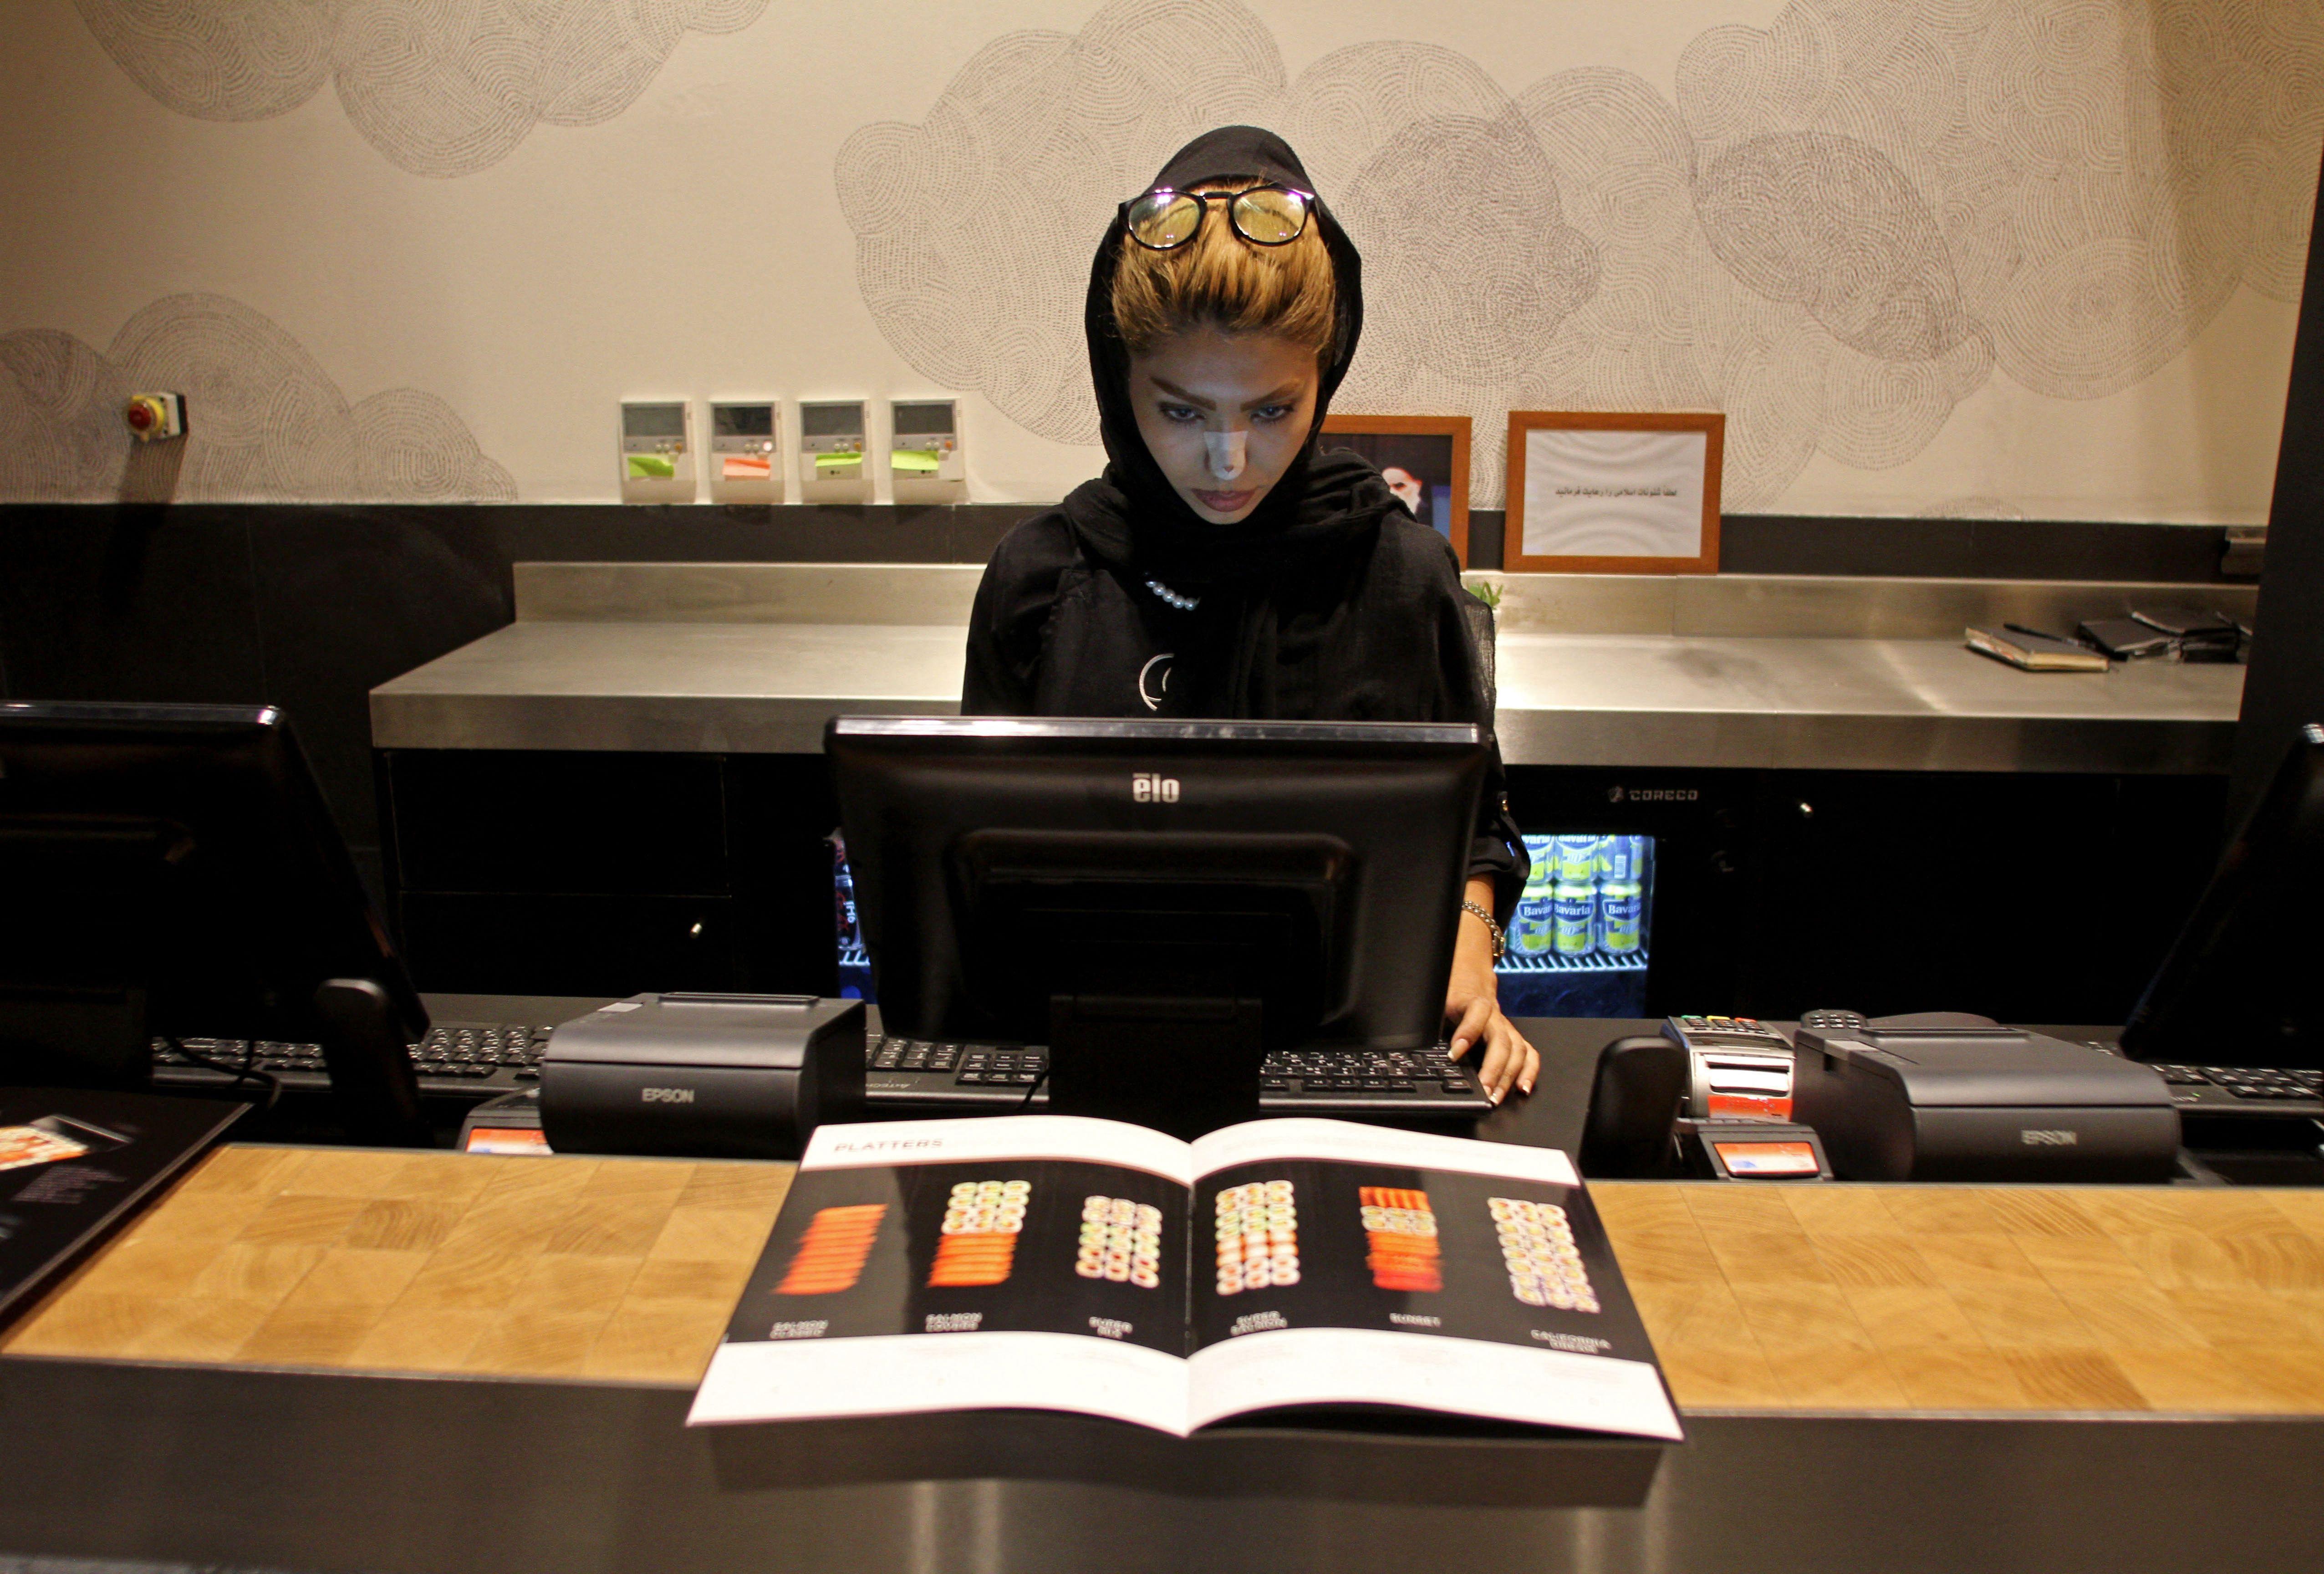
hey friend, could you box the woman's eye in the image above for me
[1251,404,1292,423]
[1159,404,1201,424]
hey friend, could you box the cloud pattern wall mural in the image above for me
[838,0,2324,509]
[0,293,516,503]
[75,0,768,176]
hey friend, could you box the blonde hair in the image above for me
[1111,183,1337,359]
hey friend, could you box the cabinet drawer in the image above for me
[386,750,729,895]
[400,892,744,996]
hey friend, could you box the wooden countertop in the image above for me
[6,1145,2322,1415]
[1595,1181,2324,1413]
[1,1145,786,1385]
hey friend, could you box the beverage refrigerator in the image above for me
[1495,833,1655,1018]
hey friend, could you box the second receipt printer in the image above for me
[1793,1020,2179,1182]
[540,993,865,1160]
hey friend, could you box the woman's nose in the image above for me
[1203,428,1248,481]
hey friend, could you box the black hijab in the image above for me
[1064,125,1407,589]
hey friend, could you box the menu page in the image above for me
[689,1115,1682,1443]
[688,1116,1200,1433]
[1182,1121,1682,1441]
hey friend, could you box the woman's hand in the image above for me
[1446,879,1539,1104]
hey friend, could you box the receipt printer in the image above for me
[539,993,865,1160]
[1793,1022,2179,1181]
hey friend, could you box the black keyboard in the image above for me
[150,1021,556,1099]
[2150,1063,2323,1116]
[864,1037,1495,1117]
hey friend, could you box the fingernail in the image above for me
[1490,1088,1504,1105]
[1521,1080,1534,1095]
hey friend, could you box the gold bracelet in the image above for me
[1460,900,1506,962]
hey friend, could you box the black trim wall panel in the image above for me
[245,507,512,857]
[0,506,270,706]
[1716,514,2245,583]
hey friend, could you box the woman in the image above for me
[963,125,1538,1102]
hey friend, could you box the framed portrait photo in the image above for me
[1319,414,1473,565]
[1504,412,1725,575]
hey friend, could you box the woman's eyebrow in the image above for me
[1147,377,1216,409]
[1146,376,1305,410]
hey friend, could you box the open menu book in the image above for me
[688,1116,1681,1441]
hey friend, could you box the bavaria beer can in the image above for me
[1553,881,1598,955]
[1597,834,1646,883]
[1598,881,1644,954]
[1514,864,1556,953]
[1554,835,1603,884]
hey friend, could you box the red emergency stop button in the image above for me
[124,393,182,441]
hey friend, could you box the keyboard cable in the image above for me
[166,1037,282,1111]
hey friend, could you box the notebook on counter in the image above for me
[1966,624,2110,672]
[2076,618,2176,660]
[688,1115,1680,1442]
[0,1089,247,1327]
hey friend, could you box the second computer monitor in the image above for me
[2121,726,2324,1073]
[0,701,429,1143]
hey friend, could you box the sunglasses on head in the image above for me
[1123,183,1314,250]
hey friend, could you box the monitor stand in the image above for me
[0,980,430,1146]
[1046,994,1263,1140]
[312,980,430,1148]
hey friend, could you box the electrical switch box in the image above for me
[708,401,780,504]
[889,398,963,503]
[620,400,694,504]
[799,400,868,503]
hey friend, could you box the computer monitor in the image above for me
[827,715,1489,1135]
[0,701,429,1144]
[2120,725,2324,1073]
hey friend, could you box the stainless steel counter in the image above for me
[372,619,963,754]
[1491,631,2240,772]
[9,1354,2320,1574]
[369,564,2251,773]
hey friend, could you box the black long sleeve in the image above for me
[961,557,1030,717]
[961,509,1080,716]
[1435,575,1528,922]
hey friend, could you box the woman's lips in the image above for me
[1193,488,1257,513]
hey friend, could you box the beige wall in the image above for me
[2,0,2314,520]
